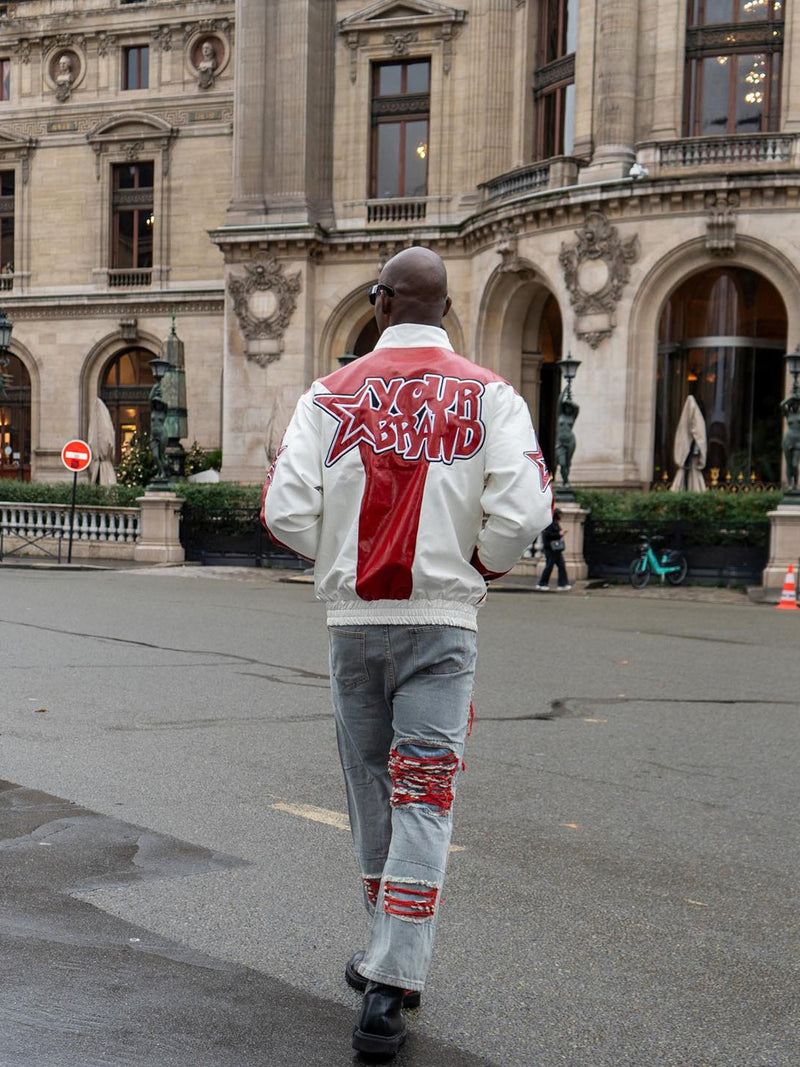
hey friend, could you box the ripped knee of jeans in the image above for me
[383,876,440,923]
[362,875,381,906]
[388,741,460,814]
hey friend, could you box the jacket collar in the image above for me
[373,323,454,351]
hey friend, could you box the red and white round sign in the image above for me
[61,439,92,473]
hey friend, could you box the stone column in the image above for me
[649,0,686,139]
[226,0,269,221]
[580,0,639,182]
[762,506,800,590]
[134,493,185,563]
[557,502,589,581]
[520,351,543,428]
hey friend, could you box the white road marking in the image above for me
[270,800,466,851]
[270,801,350,830]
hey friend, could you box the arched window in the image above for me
[99,348,154,462]
[0,353,31,480]
[655,267,786,484]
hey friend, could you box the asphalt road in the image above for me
[1,565,797,1067]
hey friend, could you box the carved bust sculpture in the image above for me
[197,40,218,90]
[55,53,75,102]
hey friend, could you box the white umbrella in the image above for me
[87,396,118,485]
[670,394,707,492]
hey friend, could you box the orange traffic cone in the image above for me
[775,564,799,610]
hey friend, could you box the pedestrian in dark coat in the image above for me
[536,508,571,591]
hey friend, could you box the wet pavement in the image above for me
[1,780,492,1067]
[1,565,798,1066]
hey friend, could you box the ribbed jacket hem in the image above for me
[326,598,479,631]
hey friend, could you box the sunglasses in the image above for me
[367,282,395,305]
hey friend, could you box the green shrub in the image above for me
[0,481,142,506]
[573,488,782,547]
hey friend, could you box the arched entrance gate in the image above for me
[655,267,787,485]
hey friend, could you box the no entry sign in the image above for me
[61,439,92,473]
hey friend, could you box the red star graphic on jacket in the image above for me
[524,446,552,493]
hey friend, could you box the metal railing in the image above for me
[180,503,304,567]
[583,516,769,583]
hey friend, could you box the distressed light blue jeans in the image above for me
[329,624,478,992]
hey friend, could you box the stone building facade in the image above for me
[3,0,798,493]
[0,0,233,481]
[213,0,800,493]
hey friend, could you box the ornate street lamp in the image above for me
[781,344,800,498]
[554,354,581,500]
[0,309,13,399]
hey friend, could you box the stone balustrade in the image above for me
[0,502,140,561]
[636,134,798,175]
[365,198,428,224]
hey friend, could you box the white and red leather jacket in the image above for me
[262,323,553,630]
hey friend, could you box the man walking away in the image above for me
[262,246,553,1056]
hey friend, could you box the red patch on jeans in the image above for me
[363,876,381,905]
[389,748,460,812]
[383,881,439,921]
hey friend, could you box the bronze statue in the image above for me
[149,380,169,482]
[555,388,579,488]
[782,396,800,490]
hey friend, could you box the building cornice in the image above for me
[1,289,224,319]
[212,170,800,262]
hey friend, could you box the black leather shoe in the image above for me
[352,980,408,1056]
[345,950,421,1009]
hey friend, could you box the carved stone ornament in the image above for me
[705,191,739,256]
[228,256,302,366]
[338,1,467,81]
[495,224,534,279]
[559,211,640,347]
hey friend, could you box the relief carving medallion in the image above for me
[559,211,640,347]
[228,256,302,366]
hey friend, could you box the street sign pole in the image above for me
[68,469,78,564]
[60,439,92,565]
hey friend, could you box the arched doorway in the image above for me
[99,348,154,462]
[0,353,31,480]
[353,318,379,357]
[655,267,786,484]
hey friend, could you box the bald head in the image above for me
[374,246,451,331]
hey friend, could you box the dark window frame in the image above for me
[111,161,154,270]
[122,45,149,90]
[533,0,577,160]
[369,59,431,200]
[684,1,784,135]
[0,168,14,275]
[0,58,10,102]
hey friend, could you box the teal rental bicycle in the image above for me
[628,535,688,588]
